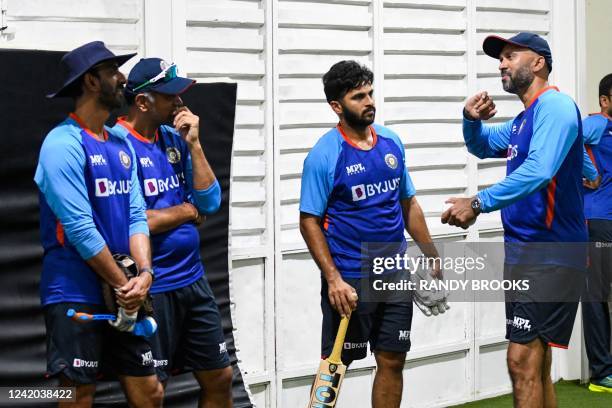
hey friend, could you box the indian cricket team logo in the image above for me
[118,150,131,169]
[166,147,181,164]
[384,153,398,169]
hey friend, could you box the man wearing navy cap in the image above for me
[35,42,163,406]
[442,33,590,406]
[112,58,232,406]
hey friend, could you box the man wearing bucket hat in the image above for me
[442,33,589,406]
[34,42,163,407]
[112,58,233,406]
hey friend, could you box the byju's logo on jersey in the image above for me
[140,157,154,168]
[95,178,131,197]
[351,184,367,201]
[143,175,181,197]
[506,144,518,161]
[346,163,366,176]
[89,154,107,166]
[385,153,398,169]
[350,177,401,202]
[119,150,131,169]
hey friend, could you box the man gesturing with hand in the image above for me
[442,33,588,407]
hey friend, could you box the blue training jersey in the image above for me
[583,113,612,220]
[300,124,416,278]
[463,87,587,267]
[113,119,221,294]
[34,114,149,306]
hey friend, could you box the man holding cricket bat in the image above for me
[113,58,233,407]
[300,60,444,407]
[35,42,162,407]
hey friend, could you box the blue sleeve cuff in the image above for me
[129,221,150,237]
[77,238,106,260]
[476,191,492,213]
[193,180,222,214]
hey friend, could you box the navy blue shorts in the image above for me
[44,302,156,384]
[321,278,413,365]
[150,277,230,381]
[504,264,584,348]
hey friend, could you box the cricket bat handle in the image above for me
[328,314,351,364]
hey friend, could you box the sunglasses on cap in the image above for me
[132,63,178,92]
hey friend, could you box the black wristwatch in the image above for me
[140,267,155,282]
[471,197,482,215]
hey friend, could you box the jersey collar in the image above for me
[526,86,560,108]
[336,123,377,151]
[69,112,108,141]
[115,116,159,143]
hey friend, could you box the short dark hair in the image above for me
[599,73,612,98]
[323,60,373,103]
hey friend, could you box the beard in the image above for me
[342,103,376,129]
[501,65,534,95]
[98,79,125,110]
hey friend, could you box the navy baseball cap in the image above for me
[47,41,136,98]
[126,58,195,96]
[483,32,553,72]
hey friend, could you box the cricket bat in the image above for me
[308,314,351,408]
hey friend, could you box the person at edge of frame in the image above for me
[112,57,233,407]
[442,32,593,408]
[34,41,162,407]
[300,60,446,408]
[581,72,612,393]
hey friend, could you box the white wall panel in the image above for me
[232,259,267,376]
[185,0,269,253]
[477,343,512,397]
[404,352,470,406]
[277,253,322,370]
[4,0,143,64]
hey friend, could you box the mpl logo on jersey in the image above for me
[95,178,131,197]
[507,317,532,331]
[141,351,153,366]
[143,175,181,197]
[89,154,107,166]
[346,162,366,176]
[398,330,410,341]
[351,177,401,202]
[139,157,154,168]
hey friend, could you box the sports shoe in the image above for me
[589,374,612,393]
